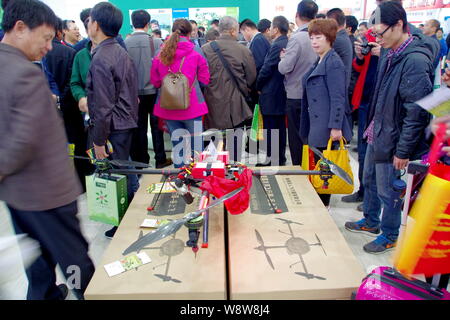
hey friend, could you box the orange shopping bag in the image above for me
[394,124,450,277]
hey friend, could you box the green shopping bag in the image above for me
[250,104,264,141]
[86,173,128,226]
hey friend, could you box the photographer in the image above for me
[341,29,380,208]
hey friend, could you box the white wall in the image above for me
[259,0,368,23]
[41,0,105,37]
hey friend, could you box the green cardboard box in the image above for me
[86,173,128,226]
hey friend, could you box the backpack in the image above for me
[160,56,193,110]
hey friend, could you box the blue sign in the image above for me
[172,8,189,20]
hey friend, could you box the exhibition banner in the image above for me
[129,7,239,34]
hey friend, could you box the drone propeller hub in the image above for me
[201,243,208,249]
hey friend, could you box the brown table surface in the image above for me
[228,167,365,300]
[85,174,227,300]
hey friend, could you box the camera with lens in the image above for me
[360,36,375,56]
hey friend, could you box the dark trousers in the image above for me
[108,129,139,201]
[262,115,287,166]
[356,103,369,197]
[7,201,95,300]
[313,150,331,207]
[286,99,303,166]
[62,104,94,192]
[88,129,138,202]
[130,94,167,166]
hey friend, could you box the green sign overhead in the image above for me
[110,0,259,36]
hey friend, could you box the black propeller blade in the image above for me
[255,230,275,270]
[309,147,353,186]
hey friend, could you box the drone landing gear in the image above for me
[185,216,204,256]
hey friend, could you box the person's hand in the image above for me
[93,143,109,160]
[393,156,409,170]
[330,129,343,141]
[369,42,381,57]
[442,64,450,86]
[431,115,450,139]
[280,48,286,59]
[78,97,88,113]
[354,40,364,60]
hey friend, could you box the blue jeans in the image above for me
[166,116,203,168]
[357,103,369,196]
[362,144,402,240]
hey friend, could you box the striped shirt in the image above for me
[364,36,414,145]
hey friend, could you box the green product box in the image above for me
[86,173,128,226]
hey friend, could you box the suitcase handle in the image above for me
[383,268,444,298]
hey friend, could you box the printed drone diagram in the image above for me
[254,217,328,280]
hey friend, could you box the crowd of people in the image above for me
[0,0,449,299]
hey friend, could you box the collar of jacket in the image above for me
[273,34,288,44]
[218,34,237,41]
[296,22,310,33]
[91,37,117,56]
[308,48,335,78]
[388,34,433,69]
[0,42,29,61]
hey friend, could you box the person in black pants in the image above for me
[256,16,290,166]
[8,202,95,300]
[131,94,170,168]
[86,3,140,238]
[125,10,171,168]
[0,0,95,299]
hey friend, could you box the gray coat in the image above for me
[0,43,82,211]
[125,32,163,96]
[202,35,257,129]
[278,24,317,100]
[300,49,353,148]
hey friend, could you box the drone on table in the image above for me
[74,140,352,258]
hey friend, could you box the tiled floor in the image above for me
[0,133,395,300]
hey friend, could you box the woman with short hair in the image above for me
[301,18,353,206]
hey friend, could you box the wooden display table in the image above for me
[228,167,365,300]
[85,175,227,300]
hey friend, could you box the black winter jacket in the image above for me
[367,33,435,163]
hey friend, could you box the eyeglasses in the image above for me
[370,25,393,38]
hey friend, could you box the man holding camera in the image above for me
[341,28,380,207]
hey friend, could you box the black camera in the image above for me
[360,36,375,56]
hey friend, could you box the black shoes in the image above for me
[155,158,173,169]
[105,226,118,239]
[357,203,363,212]
[341,193,364,203]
